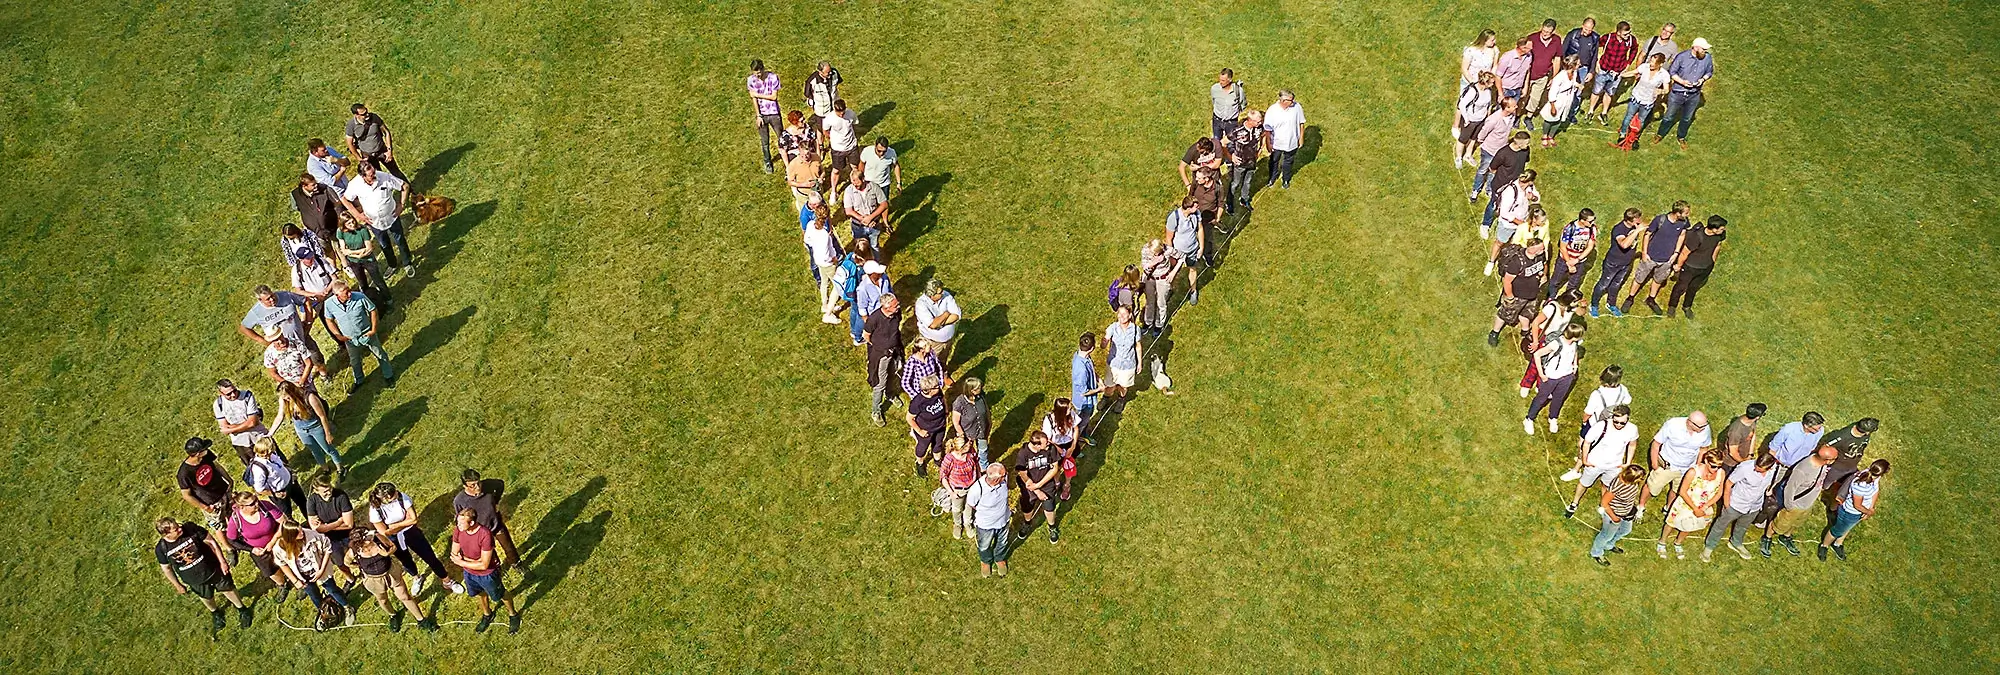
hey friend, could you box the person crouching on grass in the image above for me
[450,508,522,633]
[346,529,438,632]
[967,462,1013,578]
[154,517,252,633]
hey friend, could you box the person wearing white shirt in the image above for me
[212,379,271,464]
[1703,453,1776,561]
[1820,459,1890,561]
[1647,411,1713,503]
[1580,365,1632,438]
[822,99,861,188]
[304,138,349,195]
[1524,323,1584,434]
[1459,29,1499,89]
[1567,405,1637,519]
[343,162,413,275]
[242,437,307,520]
[1622,54,1671,138]
[915,279,962,364]
[1261,90,1306,189]
[804,205,844,324]
[966,463,1013,578]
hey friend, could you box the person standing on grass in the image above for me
[1655,38,1715,148]
[1104,305,1142,418]
[1819,417,1882,494]
[1211,68,1248,140]
[241,285,324,368]
[1521,19,1561,131]
[1521,289,1582,398]
[940,438,979,541]
[951,377,994,468]
[1484,166,1537,275]
[262,334,325,397]
[1568,405,1637,519]
[853,258,892,348]
[1588,464,1647,566]
[212,379,270,465]
[837,240,876,346]
[1071,333,1102,442]
[457,469,528,574]
[1621,200,1692,316]
[1657,449,1726,560]
[335,214,392,305]
[1223,109,1264,212]
[843,171,889,251]
[1014,431,1063,544]
[367,482,461,595]
[449,508,522,634]
[224,491,294,601]
[243,437,307,520]
[1561,18,1600,115]
[305,474,361,588]
[292,173,345,247]
[346,529,438,631]
[1488,237,1546,348]
[176,437,233,528]
[304,139,350,196]
[1189,167,1226,246]
[967,462,1013,578]
[822,99,862,188]
[289,255,337,340]
[1110,265,1143,317]
[1821,459,1890,562]
[746,59,783,173]
[1548,208,1596,298]
[778,110,820,164]
[1641,23,1680,65]
[860,136,902,196]
[1590,208,1643,317]
[1042,399,1082,500]
[275,380,342,475]
[1619,54,1671,141]
[1525,322,1586,435]
[154,517,252,632]
[787,143,825,219]
[1180,137,1225,191]
[916,279,962,366]
[1165,197,1204,305]
[908,374,950,477]
[1579,366,1632,438]
[1455,73,1499,169]
[1496,37,1532,104]
[1262,90,1305,189]
[345,161,414,276]
[902,339,948,411]
[344,103,408,181]
[1468,106,1524,213]
[805,203,844,324]
[1702,452,1776,562]
[1645,411,1714,510]
[1667,215,1727,319]
[1761,445,1837,557]
[1586,21,1636,124]
[863,293,905,426]
[324,280,398,392]
[1141,239,1176,336]
[1716,402,1766,477]
[1459,30,1499,90]
[803,61,842,127]
[1761,411,1828,517]
[1538,55,1583,146]
[272,521,353,624]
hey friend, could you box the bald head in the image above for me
[1687,411,1709,430]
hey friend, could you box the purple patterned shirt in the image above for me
[747,72,781,116]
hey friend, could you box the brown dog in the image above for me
[412,194,456,225]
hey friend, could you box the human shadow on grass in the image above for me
[328,304,472,439]
[989,392,1046,464]
[884,173,951,262]
[410,142,476,195]
[382,199,496,331]
[857,101,896,137]
[1292,125,1323,174]
[338,396,428,490]
[890,139,917,157]
[948,305,1009,372]
[516,476,611,611]
[894,265,936,340]
[961,356,998,387]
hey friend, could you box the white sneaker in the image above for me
[1453,156,1464,169]
[1479,224,1491,239]
[411,574,428,595]
[1484,260,1496,276]
[1548,418,1559,433]
[821,313,840,325]
[450,580,467,595]
[1522,418,1535,435]
[1656,543,1668,559]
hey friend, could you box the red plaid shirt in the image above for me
[1599,33,1638,73]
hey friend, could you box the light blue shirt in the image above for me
[1667,49,1713,92]
[306,149,349,194]
[1105,322,1140,371]
[1769,421,1826,467]
[1167,208,1200,254]
[1070,351,1099,408]
[322,291,378,338]
[856,275,893,317]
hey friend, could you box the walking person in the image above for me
[448,508,522,633]
[366,482,461,595]
[862,293,904,426]
[1667,215,1727,319]
[1141,239,1176,336]
[224,491,294,600]
[1487,237,1547,347]
[323,281,397,391]
[1454,72,1500,169]
[176,438,233,528]
[916,279,962,367]
[1223,109,1264,212]
[1013,431,1063,544]
[1621,200,1692,316]
[1586,21,1638,124]
[1590,208,1644,317]
[154,517,252,632]
[805,202,844,324]
[1567,405,1637,519]
[1071,333,1102,443]
[1262,90,1305,189]
[212,379,270,465]
[1702,452,1777,561]
[1538,55,1583,146]
[1548,208,1596,298]
[1761,445,1838,557]
[907,374,950,477]
[1104,305,1142,418]
[343,103,407,181]
[344,161,414,276]
[1587,464,1647,566]
[967,462,1013,578]
[746,59,783,173]
[1165,197,1205,305]
[1655,38,1715,148]
[1211,68,1248,140]
[842,171,889,251]
[271,521,354,625]
[1657,450,1727,560]
[456,469,527,573]
[1716,402,1767,476]
[1646,411,1714,507]
[1521,19,1561,131]
[1524,322,1586,435]
[275,381,342,475]
[243,437,308,520]
[305,474,360,588]
[1820,460,1890,561]
[345,529,438,631]
[939,438,979,540]
[950,377,993,467]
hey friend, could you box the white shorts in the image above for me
[1581,465,1622,488]
[1110,367,1138,388]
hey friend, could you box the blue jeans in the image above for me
[294,418,343,466]
[1470,149,1498,195]
[972,438,991,468]
[370,221,412,270]
[1828,508,1865,539]
[1656,90,1702,140]
[1591,263,1631,308]
[850,223,881,251]
[1622,99,1655,136]
[1593,69,1622,96]
[1591,511,1633,557]
[344,334,396,383]
[845,297,864,343]
[301,577,350,608]
[975,527,1011,564]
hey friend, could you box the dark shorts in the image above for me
[831,148,861,173]
[463,570,505,601]
[1496,295,1536,323]
[1458,119,1485,143]
[188,572,237,599]
[1018,479,1056,513]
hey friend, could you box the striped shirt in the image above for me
[1607,479,1640,518]
[901,351,942,395]
[747,72,781,115]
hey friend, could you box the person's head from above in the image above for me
[1244,109,1264,126]
[350,102,369,119]
[1599,364,1623,387]
[1562,321,1586,342]
[216,378,241,400]
[357,160,377,182]
[456,507,479,531]
[1051,398,1075,427]
[1801,411,1826,432]
[1659,22,1676,39]
[1477,71,1498,90]
[1145,238,1166,257]
[1580,16,1596,33]
[945,437,968,457]
[1555,289,1581,310]
[184,436,212,459]
[1614,21,1631,36]
[1193,137,1215,156]
[875,136,890,152]
[369,481,402,506]
[1518,168,1537,185]
[1218,67,1234,87]
[1472,28,1496,48]
[254,284,277,305]
[1539,18,1557,36]
[909,338,933,358]
[786,110,804,128]
[297,251,319,268]
[1526,204,1547,225]
[340,213,363,231]
[1276,89,1295,107]
[1618,463,1647,484]
[1691,37,1711,57]
[1815,444,1839,462]
[278,380,310,407]
[1514,36,1532,53]
[833,98,848,115]
[1608,404,1631,429]
[155,517,184,541]
[1754,451,1778,471]
[880,293,900,314]
[863,260,886,278]
[312,473,336,499]
[267,335,292,352]
[232,491,263,514]
[963,376,984,397]
[1671,199,1691,216]
[1622,207,1643,224]
[1120,264,1141,288]
[750,58,767,76]
[1507,130,1532,149]
[351,530,385,555]
[1560,54,1581,70]
[1577,207,1596,225]
[1686,410,1710,432]
[816,60,832,77]
[1647,53,1667,71]
[1697,448,1725,470]
[1705,215,1727,233]
[983,462,1006,484]
[462,468,484,495]
[1524,237,1546,257]
[924,278,945,300]
[1854,417,1880,436]
[1181,195,1199,214]
[1078,332,1096,353]
[849,171,867,188]
[1744,402,1768,420]
[307,138,331,158]
[297,172,320,193]
[1116,303,1134,324]
[850,237,876,260]
[920,374,942,397]
[1195,168,1216,186]
[252,436,278,460]
[1862,458,1892,482]
[1029,430,1050,450]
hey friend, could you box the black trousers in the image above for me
[392,525,451,579]
[1668,266,1714,309]
[1548,258,1593,298]
[364,152,409,182]
[1267,150,1297,185]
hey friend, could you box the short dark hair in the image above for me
[1181,195,1198,210]
[1079,332,1096,351]
[307,138,326,150]
[1511,130,1532,141]
[1803,411,1826,427]
[1600,365,1623,386]
[351,103,367,114]
[833,98,847,113]
[1578,207,1595,220]
[1855,418,1881,433]
[1623,207,1642,221]
[1542,18,1558,28]
[1610,403,1631,418]
[1194,137,1214,153]
[1754,452,1778,470]
[1616,21,1631,30]
[1707,215,1728,229]
[875,136,889,148]
[1220,67,1234,77]
[1519,169,1537,183]
[1745,402,1768,418]
[1671,199,1691,214]
[461,468,482,483]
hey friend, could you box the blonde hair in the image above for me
[274,521,305,560]
[252,436,278,458]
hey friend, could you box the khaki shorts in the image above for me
[1496,295,1536,323]
[360,560,409,598]
[1646,467,1685,497]
[1631,256,1675,286]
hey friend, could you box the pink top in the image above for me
[1497,50,1532,90]
[226,500,283,547]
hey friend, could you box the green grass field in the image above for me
[3,0,1998,670]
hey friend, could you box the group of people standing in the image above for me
[156,105,528,636]
[1454,17,1715,157]
[750,59,1305,578]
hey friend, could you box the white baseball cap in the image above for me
[863,261,886,274]
[1692,37,1712,49]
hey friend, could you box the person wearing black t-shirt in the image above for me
[1489,238,1548,347]
[305,474,361,586]
[153,517,250,632]
[175,437,232,528]
[862,294,905,427]
[1223,110,1264,212]
[1013,431,1064,544]
[1591,208,1645,317]
[907,375,951,477]
[1818,417,1880,496]
[1667,215,1727,318]
[456,469,528,573]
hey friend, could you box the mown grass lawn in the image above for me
[0,0,1996,671]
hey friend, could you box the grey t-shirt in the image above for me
[1210,82,1246,120]
[953,395,990,439]
[241,292,311,342]
[1642,36,1680,64]
[346,113,388,154]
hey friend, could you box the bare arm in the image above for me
[308,395,336,444]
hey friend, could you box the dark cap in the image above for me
[184,436,213,454]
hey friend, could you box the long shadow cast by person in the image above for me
[989,392,1046,466]
[894,265,937,341]
[962,355,998,386]
[328,305,473,432]
[948,305,1010,372]
[410,142,477,195]
[337,396,429,490]
[519,476,608,566]
[857,101,897,137]
[1184,204,1259,305]
[890,139,917,158]
[382,199,497,332]
[883,173,951,262]
[1291,125,1323,175]
[519,510,611,612]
